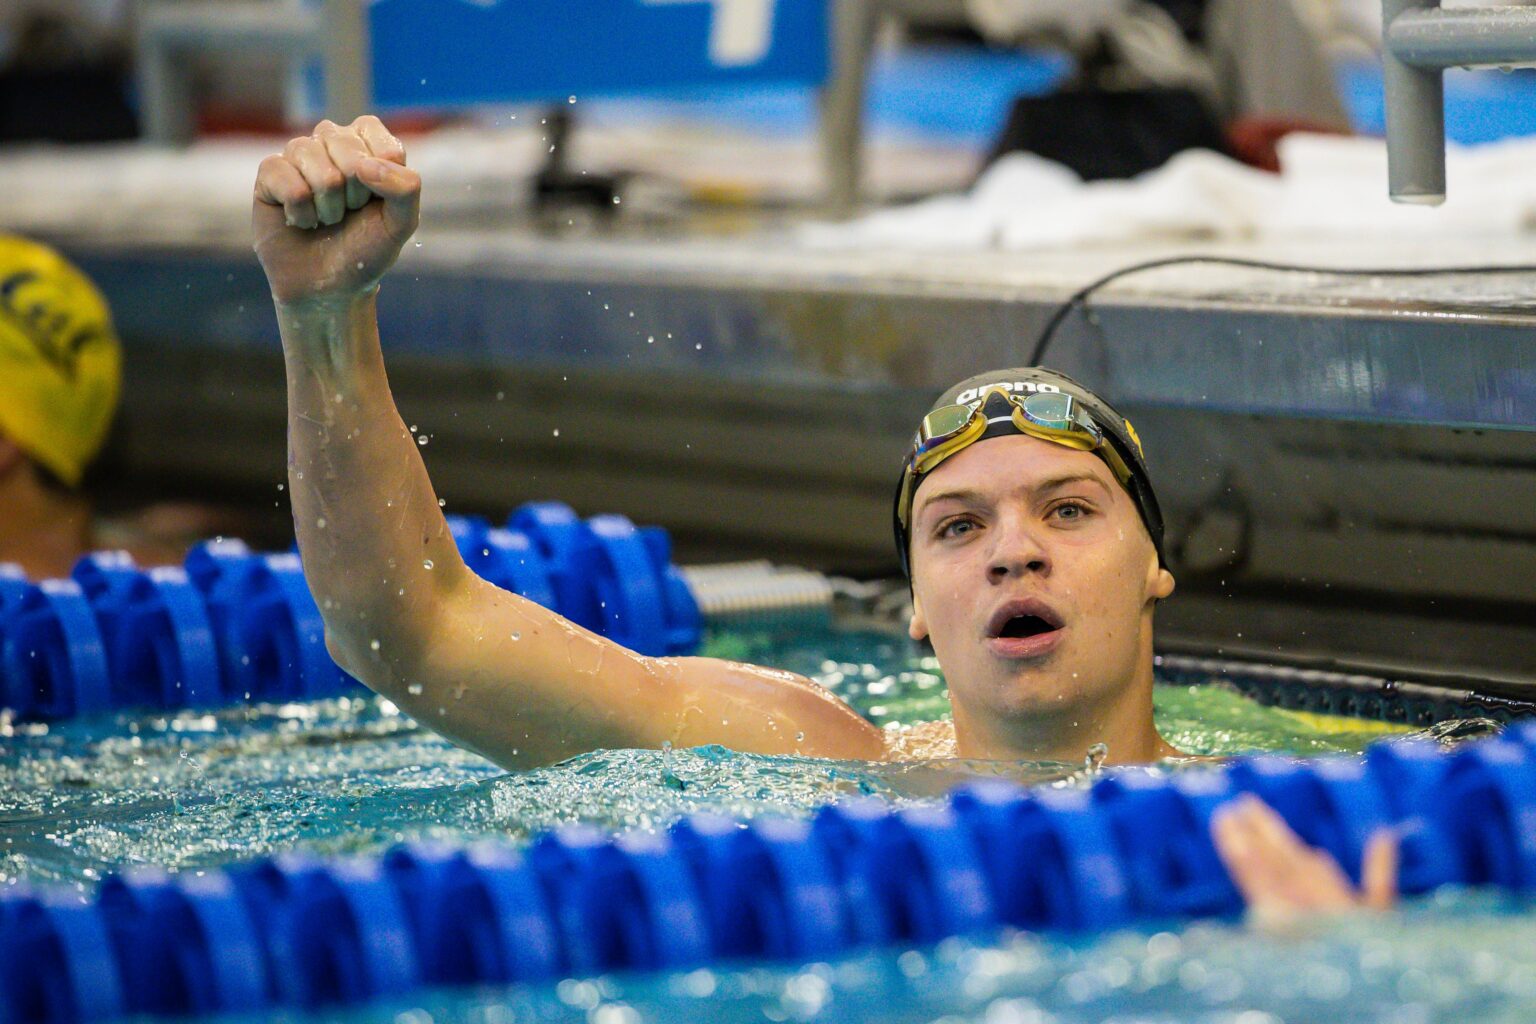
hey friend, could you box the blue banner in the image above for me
[369,0,829,109]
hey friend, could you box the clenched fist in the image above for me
[253,116,420,307]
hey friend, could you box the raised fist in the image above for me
[253,115,421,307]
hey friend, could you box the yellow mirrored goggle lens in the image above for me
[920,403,975,441]
[911,404,987,476]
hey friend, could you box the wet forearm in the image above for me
[277,292,467,677]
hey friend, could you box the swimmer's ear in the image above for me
[908,593,929,642]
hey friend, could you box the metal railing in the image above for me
[1381,0,1536,203]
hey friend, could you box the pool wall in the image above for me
[54,238,1536,696]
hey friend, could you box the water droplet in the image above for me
[418,435,429,446]
[355,261,364,270]
[552,428,560,437]
[695,343,702,350]
[647,336,655,344]
[795,731,805,742]
[423,559,434,570]
[437,498,446,507]
[612,195,621,205]
[407,683,424,695]
[370,639,381,651]
[568,94,577,103]
[566,633,605,676]
[1085,742,1109,772]
[511,631,521,641]
[316,517,327,529]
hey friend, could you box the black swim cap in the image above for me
[893,366,1165,576]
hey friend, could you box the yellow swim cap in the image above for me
[0,236,122,488]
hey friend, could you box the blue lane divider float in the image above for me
[10,730,1536,1024]
[73,553,223,712]
[0,504,703,720]
[192,547,349,704]
[0,562,27,609]
[0,580,113,720]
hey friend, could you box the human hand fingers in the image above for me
[1241,797,1356,910]
[355,156,422,243]
[1212,795,1355,917]
[283,134,347,226]
[1212,796,1283,908]
[341,115,418,240]
[1361,828,1399,911]
[254,153,319,230]
[352,114,407,165]
[315,119,373,211]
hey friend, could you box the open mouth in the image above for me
[986,600,1064,640]
[997,614,1057,639]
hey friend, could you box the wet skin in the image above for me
[906,433,1180,763]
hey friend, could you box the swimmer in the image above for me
[0,236,253,575]
[253,118,1168,770]
[254,117,1395,916]
[0,236,121,578]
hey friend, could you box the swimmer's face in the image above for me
[906,434,1174,741]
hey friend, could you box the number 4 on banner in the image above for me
[640,0,777,67]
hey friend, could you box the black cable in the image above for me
[1027,255,1536,366]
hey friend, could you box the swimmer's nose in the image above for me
[987,514,1049,583]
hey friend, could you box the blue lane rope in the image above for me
[7,728,1536,1023]
[0,504,702,720]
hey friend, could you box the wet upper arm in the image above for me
[660,656,887,760]
[382,573,884,769]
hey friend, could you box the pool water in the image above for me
[1,626,1413,887]
[2,625,1521,1022]
[293,888,1536,1024]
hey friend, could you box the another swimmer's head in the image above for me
[0,236,122,491]
[893,368,1175,748]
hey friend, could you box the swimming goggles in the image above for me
[895,386,1134,531]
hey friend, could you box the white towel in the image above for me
[802,133,1536,251]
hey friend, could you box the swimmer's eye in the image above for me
[1049,500,1094,522]
[935,516,979,540]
